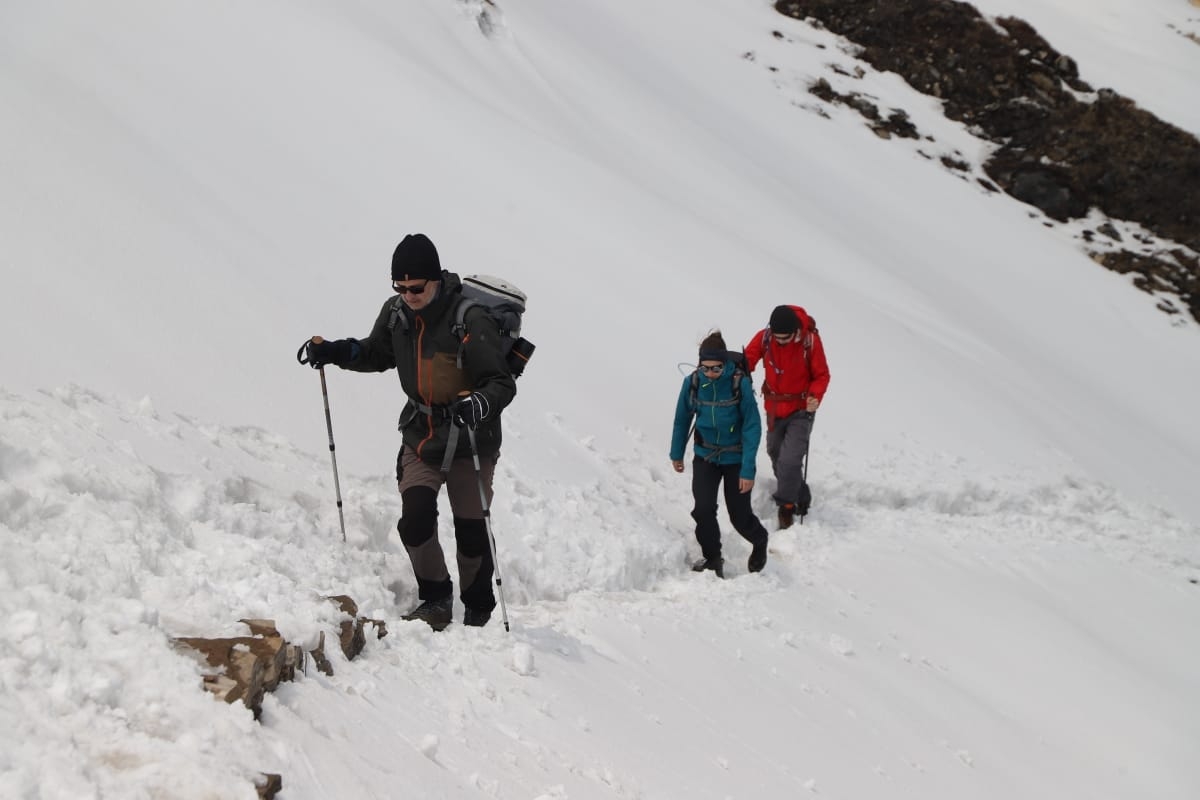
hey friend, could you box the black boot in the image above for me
[748,538,768,573]
[402,597,453,631]
[462,606,493,627]
[691,556,725,579]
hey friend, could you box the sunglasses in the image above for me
[699,363,725,374]
[393,280,430,295]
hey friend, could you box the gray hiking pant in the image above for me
[766,412,812,507]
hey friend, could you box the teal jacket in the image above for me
[670,361,762,480]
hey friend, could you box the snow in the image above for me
[1,0,1199,798]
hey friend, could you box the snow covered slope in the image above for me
[1,1,1198,798]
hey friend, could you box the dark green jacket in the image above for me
[346,271,517,464]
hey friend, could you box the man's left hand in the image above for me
[806,396,820,413]
[452,392,490,429]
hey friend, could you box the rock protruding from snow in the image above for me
[174,618,302,719]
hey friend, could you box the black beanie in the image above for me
[391,234,441,281]
[698,331,728,363]
[769,305,799,334]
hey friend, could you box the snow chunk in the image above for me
[511,643,536,676]
[418,734,439,760]
[828,634,855,656]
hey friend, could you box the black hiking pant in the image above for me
[690,458,768,561]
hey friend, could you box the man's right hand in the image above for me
[305,337,355,369]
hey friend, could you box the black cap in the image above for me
[698,331,728,363]
[391,234,441,281]
[769,305,798,334]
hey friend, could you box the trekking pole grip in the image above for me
[296,335,326,365]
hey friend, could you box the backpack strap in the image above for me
[388,295,478,369]
[693,436,743,461]
[761,329,780,380]
[687,367,743,411]
[802,315,816,359]
[452,298,480,369]
[387,297,408,332]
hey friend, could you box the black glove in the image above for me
[452,392,490,429]
[305,338,355,369]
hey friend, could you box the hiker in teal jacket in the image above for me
[670,331,770,577]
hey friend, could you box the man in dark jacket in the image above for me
[305,233,517,629]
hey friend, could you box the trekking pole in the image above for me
[800,410,813,525]
[297,340,347,542]
[465,425,510,632]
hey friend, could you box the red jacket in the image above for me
[744,305,830,425]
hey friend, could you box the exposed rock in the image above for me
[255,773,283,800]
[807,78,919,140]
[310,630,334,677]
[1091,249,1199,316]
[175,620,300,720]
[940,154,970,172]
[999,162,1086,221]
[325,594,388,661]
[776,0,1200,323]
[174,598,388,797]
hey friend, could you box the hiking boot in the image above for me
[402,597,452,631]
[748,538,768,573]
[797,483,812,518]
[777,504,796,530]
[691,556,725,579]
[462,606,493,628]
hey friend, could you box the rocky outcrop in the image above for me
[775,0,1200,323]
[174,596,387,798]
[175,618,301,720]
[327,594,389,662]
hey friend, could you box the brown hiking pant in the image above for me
[397,447,497,609]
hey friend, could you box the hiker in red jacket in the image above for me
[744,305,831,528]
